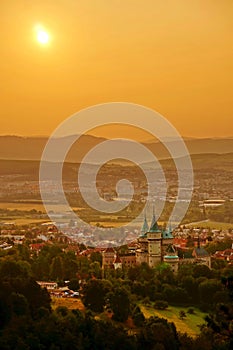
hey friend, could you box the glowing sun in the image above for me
[35,25,50,45]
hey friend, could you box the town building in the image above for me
[102,248,136,270]
[192,244,211,268]
[37,281,58,290]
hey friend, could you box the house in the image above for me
[37,281,58,290]
[192,239,211,268]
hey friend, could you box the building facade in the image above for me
[135,212,179,272]
[102,212,179,273]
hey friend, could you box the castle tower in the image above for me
[162,223,174,255]
[163,244,179,273]
[147,209,162,267]
[136,213,149,265]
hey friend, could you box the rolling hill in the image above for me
[0,135,232,162]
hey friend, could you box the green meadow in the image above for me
[140,304,207,337]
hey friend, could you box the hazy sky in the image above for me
[1,0,232,138]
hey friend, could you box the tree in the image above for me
[132,306,145,327]
[137,316,179,350]
[163,285,189,305]
[142,296,151,306]
[0,260,31,279]
[82,279,112,313]
[193,265,212,279]
[89,261,102,279]
[154,300,169,310]
[32,255,50,280]
[108,287,130,322]
[211,259,227,270]
[62,251,79,280]
[155,263,175,284]
[213,291,230,305]
[187,308,195,315]
[180,276,199,304]
[50,256,64,281]
[198,303,233,349]
[198,279,222,308]
[145,280,158,301]
[177,264,194,279]
[11,292,29,316]
[68,278,80,291]
[90,252,102,266]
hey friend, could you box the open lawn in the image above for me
[140,304,207,337]
[4,218,48,225]
[90,221,132,228]
[51,297,85,311]
[1,202,232,230]
[186,220,233,230]
[51,298,206,336]
[0,202,46,212]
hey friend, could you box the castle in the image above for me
[135,211,179,273]
[102,210,179,273]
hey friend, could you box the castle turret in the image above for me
[150,206,159,231]
[162,223,174,255]
[163,244,179,273]
[147,209,162,267]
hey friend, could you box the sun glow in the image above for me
[35,24,50,45]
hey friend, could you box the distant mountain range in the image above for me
[0,153,232,182]
[0,135,233,163]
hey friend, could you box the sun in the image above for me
[35,25,50,45]
[37,30,49,44]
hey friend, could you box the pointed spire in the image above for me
[141,211,149,235]
[150,205,156,226]
[149,205,160,232]
[162,221,173,238]
[169,221,172,233]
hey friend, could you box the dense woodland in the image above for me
[0,243,232,349]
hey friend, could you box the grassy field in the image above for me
[51,297,85,311]
[186,220,233,230]
[90,221,135,228]
[51,297,207,337]
[140,304,207,337]
[0,202,232,230]
[0,202,46,212]
[4,218,48,225]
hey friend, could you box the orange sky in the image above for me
[1,0,232,138]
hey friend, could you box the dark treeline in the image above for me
[0,244,232,349]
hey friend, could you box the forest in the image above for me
[0,242,232,349]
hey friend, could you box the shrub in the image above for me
[154,300,169,310]
[142,297,151,306]
[187,308,195,314]
[179,310,186,319]
[132,306,145,327]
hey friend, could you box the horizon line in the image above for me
[0,134,233,141]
